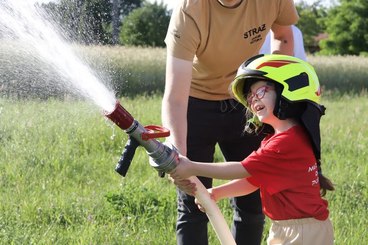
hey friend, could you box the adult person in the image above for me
[162,0,299,244]
[260,25,307,60]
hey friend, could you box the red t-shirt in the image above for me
[242,125,329,220]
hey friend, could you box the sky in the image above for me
[149,0,334,10]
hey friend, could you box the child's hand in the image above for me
[194,198,204,212]
[169,155,194,180]
[195,188,216,213]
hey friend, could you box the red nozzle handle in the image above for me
[141,125,170,140]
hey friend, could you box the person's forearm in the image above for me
[162,98,188,154]
[162,55,193,155]
[270,24,294,56]
[211,178,258,201]
[191,161,250,180]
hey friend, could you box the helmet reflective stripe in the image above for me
[256,60,298,69]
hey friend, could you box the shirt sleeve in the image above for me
[274,0,299,26]
[164,4,200,61]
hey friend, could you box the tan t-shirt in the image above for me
[165,0,299,100]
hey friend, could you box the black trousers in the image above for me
[176,97,265,245]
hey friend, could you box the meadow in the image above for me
[0,46,368,244]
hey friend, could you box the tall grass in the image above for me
[0,43,166,98]
[308,56,368,93]
[0,94,367,244]
[1,43,368,99]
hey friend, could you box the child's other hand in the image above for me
[194,197,205,212]
[194,188,216,213]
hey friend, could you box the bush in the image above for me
[119,2,171,47]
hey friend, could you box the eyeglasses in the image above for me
[246,86,273,105]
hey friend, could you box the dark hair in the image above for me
[317,160,335,196]
[243,110,274,135]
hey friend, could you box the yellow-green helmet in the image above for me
[230,54,326,160]
[230,54,322,109]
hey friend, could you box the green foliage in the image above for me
[79,0,112,44]
[119,2,171,47]
[42,0,111,44]
[117,0,143,17]
[42,0,143,45]
[319,0,368,55]
[295,1,328,53]
[38,0,366,56]
[111,0,143,44]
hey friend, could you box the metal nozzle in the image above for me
[104,101,178,177]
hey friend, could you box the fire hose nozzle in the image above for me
[105,101,134,130]
[148,142,179,176]
[104,101,178,177]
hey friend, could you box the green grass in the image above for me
[0,96,176,244]
[0,94,367,244]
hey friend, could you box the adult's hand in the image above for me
[169,175,197,196]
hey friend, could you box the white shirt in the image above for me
[260,25,307,61]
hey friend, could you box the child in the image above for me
[170,54,335,244]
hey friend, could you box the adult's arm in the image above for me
[161,54,193,156]
[269,23,294,56]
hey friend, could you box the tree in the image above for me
[42,0,110,44]
[79,0,112,44]
[111,0,143,44]
[42,0,143,45]
[295,1,328,53]
[320,0,368,55]
[111,0,121,44]
[119,2,171,47]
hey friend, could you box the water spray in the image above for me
[105,101,236,245]
[0,2,235,242]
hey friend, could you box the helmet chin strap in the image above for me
[276,99,289,120]
[272,82,286,119]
